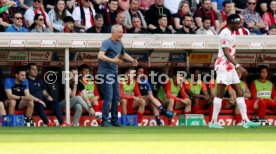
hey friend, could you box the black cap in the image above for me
[63,16,75,23]
[227,14,241,24]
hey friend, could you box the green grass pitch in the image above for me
[0,126,275,154]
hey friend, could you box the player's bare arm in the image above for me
[222,47,248,76]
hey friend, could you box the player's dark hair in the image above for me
[70,67,78,72]
[136,65,144,71]
[27,63,37,70]
[15,67,26,74]
[122,67,135,74]
[78,64,90,72]
[258,65,269,73]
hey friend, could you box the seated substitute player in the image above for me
[4,67,34,123]
[120,67,146,126]
[136,65,176,126]
[60,67,94,126]
[77,64,102,123]
[250,65,276,120]
[209,14,260,128]
[157,69,192,125]
[27,63,68,126]
[184,68,211,114]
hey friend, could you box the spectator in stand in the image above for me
[101,0,119,27]
[124,0,147,29]
[29,14,52,32]
[157,69,192,125]
[164,0,181,16]
[72,0,96,32]
[63,16,75,32]
[194,0,220,33]
[211,0,227,13]
[24,0,33,8]
[66,0,76,14]
[26,63,69,126]
[60,67,93,126]
[118,0,129,11]
[153,14,174,34]
[86,13,110,33]
[0,0,18,29]
[24,0,53,31]
[256,0,271,16]
[218,0,233,30]
[177,14,196,34]
[241,0,266,35]
[174,0,191,30]
[184,68,211,114]
[48,0,72,32]
[115,11,129,32]
[250,65,276,121]
[137,0,155,13]
[43,0,57,12]
[268,24,276,34]
[262,0,276,31]
[13,0,31,10]
[0,1,16,14]
[232,0,247,14]
[236,14,250,35]
[145,0,174,33]
[196,17,217,35]
[6,11,28,32]
[91,0,106,13]
[127,16,148,33]
[119,67,146,126]
[3,67,34,123]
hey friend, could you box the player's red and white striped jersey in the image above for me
[215,27,236,72]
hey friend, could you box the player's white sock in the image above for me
[236,97,250,123]
[211,97,222,124]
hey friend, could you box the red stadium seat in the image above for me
[14,109,25,115]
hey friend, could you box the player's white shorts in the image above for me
[216,70,240,85]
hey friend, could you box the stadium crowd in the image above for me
[0,0,276,35]
[0,64,275,126]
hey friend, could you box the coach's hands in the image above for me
[133,58,138,67]
[112,57,124,65]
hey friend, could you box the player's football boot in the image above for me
[208,123,224,128]
[242,121,261,128]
